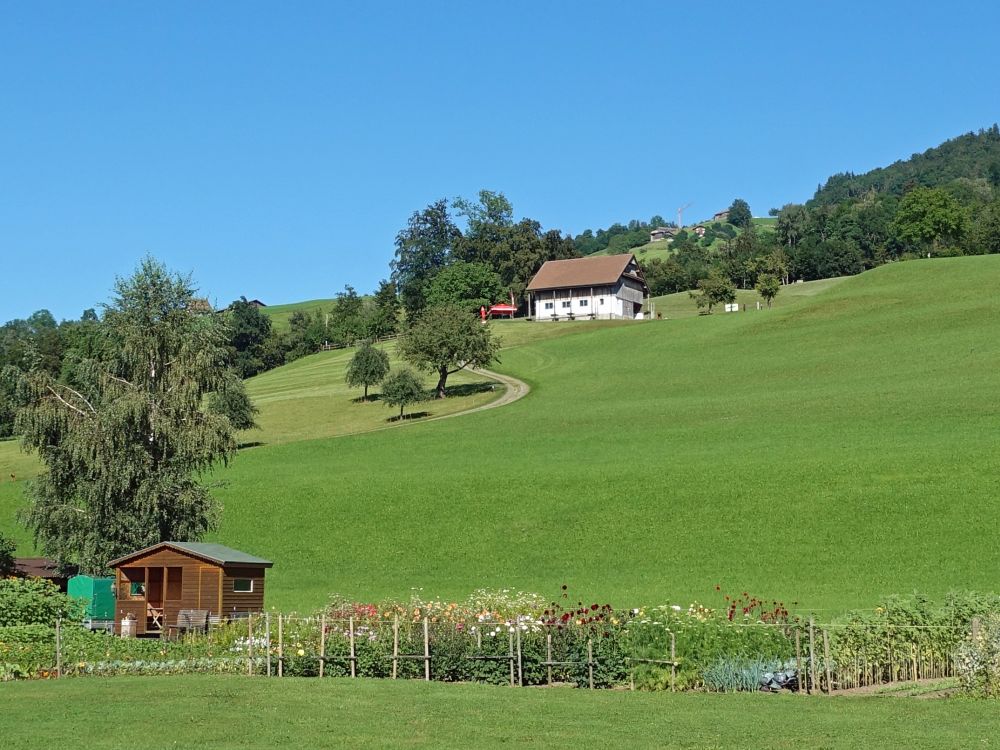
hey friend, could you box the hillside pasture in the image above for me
[207,256,1000,612]
[259,298,336,331]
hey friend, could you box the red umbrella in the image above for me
[488,303,518,318]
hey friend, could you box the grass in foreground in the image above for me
[0,675,995,749]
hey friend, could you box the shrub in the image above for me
[0,578,85,627]
[957,614,1000,697]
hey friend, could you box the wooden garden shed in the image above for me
[108,542,273,637]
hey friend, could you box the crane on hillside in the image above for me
[676,202,693,228]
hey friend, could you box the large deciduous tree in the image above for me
[892,187,967,251]
[399,304,500,399]
[727,198,753,228]
[425,261,505,313]
[15,257,239,574]
[391,199,461,318]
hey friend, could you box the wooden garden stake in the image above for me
[516,625,523,687]
[265,612,272,677]
[587,639,594,690]
[392,615,399,680]
[55,618,62,679]
[546,633,553,687]
[423,617,430,682]
[349,616,356,678]
[319,614,326,678]
[248,614,254,676]
[823,629,832,694]
[911,644,918,682]
[795,628,803,694]
[508,631,515,687]
[808,616,817,693]
[670,632,676,693]
[277,614,284,678]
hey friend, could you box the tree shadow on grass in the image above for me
[237,441,267,450]
[443,382,501,398]
[351,394,383,404]
[386,411,431,423]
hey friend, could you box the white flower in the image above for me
[671,605,682,611]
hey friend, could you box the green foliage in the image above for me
[892,186,967,250]
[727,198,752,228]
[425,261,505,313]
[0,530,15,575]
[15,257,236,574]
[688,271,736,313]
[328,285,366,346]
[0,578,85,626]
[225,297,275,378]
[367,279,401,339]
[380,368,424,419]
[399,304,500,398]
[755,274,780,308]
[958,613,1000,697]
[391,198,461,318]
[207,378,259,431]
[345,342,390,401]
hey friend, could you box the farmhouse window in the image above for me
[544,302,553,310]
[599,298,605,304]
[234,579,254,593]
[579,299,588,307]
[561,301,571,309]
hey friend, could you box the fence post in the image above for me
[349,616,356,678]
[670,632,676,693]
[795,628,803,694]
[55,618,62,679]
[319,614,326,678]
[248,614,254,676]
[392,615,399,680]
[277,614,284,677]
[546,633,553,687]
[972,616,981,641]
[587,639,594,690]
[516,624,523,687]
[508,631,515,687]
[808,616,817,694]
[423,617,430,682]
[823,629,832,694]
[265,612,272,677]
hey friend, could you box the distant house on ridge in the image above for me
[712,210,730,222]
[649,226,678,243]
[526,253,649,321]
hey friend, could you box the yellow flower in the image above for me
[297,648,305,656]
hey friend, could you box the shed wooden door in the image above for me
[198,567,221,615]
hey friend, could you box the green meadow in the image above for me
[2,256,998,616]
[2,675,997,749]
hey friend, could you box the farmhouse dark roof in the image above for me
[14,557,73,579]
[108,542,273,568]
[527,254,642,291]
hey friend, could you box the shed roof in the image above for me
[108,542,274,568]
[526,253,643,292]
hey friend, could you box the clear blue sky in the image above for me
[3,1,999,321]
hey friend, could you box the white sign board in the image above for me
[724,303,739,313]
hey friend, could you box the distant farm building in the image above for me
[108,542,273,637]
[649,226,678,243]
[246,299,267,308]
[188,297,214,315]
[692,225,708,237]
[712,210,730,222]
[526,253,649,321]
[13,557,75,592]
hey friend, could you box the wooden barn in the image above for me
[108,542,273,637]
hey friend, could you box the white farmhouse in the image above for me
[526,253,649,321]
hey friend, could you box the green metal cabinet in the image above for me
[68,575,116,621]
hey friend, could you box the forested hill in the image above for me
[811,125,1000,205]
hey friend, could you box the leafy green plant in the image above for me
[0,578,85,626]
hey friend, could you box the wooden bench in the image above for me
[167,609,210,638]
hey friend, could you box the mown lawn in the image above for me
[1,675,996,749]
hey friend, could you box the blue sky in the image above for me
[2,1,999,321]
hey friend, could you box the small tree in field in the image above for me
[381,368,424,420]
[755,274,780,308]
[689,272,736,314]
[399,304,500,399]
[345,341,390,401]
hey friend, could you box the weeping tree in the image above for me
[15,257,240,574]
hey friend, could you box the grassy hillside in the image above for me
[624,217,778,261]
[2,257,997,616]
[202,255,1000,611]
[649,276,846,319]
[3,675,998,749]
[260,298,335,331]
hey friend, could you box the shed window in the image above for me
[233,579,254,593]
[129,582,146,598]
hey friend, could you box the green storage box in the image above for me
[68,575,116,620]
